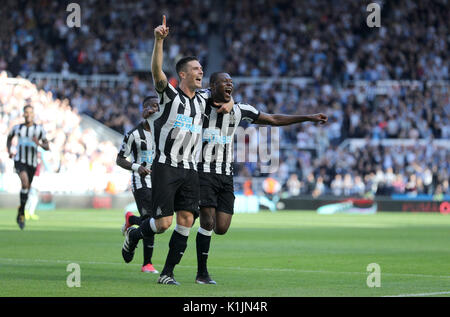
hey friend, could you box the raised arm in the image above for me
[152,15,170,92]
[255,113,328,126]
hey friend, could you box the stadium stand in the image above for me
[0,0,448,200]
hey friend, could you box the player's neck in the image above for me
[24,121,34,127]
[179,82,196,99]
[142,120,150,132]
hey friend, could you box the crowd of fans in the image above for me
[0,72,129,193]
[0,0,212,76]
[0,0,449,198]
[1,0,448,82]
[221,0,449,82]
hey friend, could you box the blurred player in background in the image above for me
[195,72,328,283]
[116,95,159,274]
[6,105,49,230]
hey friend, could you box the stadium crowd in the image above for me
[0,0,212,76]
[0,71,126,193]
[0,0,449,198]
[221,0,449,81]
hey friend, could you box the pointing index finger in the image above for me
[162,15,166,27]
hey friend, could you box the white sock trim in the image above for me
[20,189,29,194]
[149,218,157,233]
[174,224,191,237]
[198,227,213,236]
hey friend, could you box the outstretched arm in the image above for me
[255,113,328,126]
[152,15,170,92]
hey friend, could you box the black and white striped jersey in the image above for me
[8,123,47,168]
[118,122,154,191]
[149,83,209,170]
[198,102,260,175]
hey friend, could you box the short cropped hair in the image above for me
[175,56,199,78]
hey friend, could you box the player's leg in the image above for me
[135,188,158,274]
[195,172,219,284]
[195,206,216,284]
[158,169,199,285]
[15,163,33,229]
[214,175,235,235]
[122,162,176,263]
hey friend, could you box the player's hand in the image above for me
[310,113,328,125]
[32,136,40,146]
[154,15,170,40]
[143,107,158,119]
[138,165,151,177]
[9,151,14,159]
[216,95,234,114]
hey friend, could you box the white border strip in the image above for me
[383,291,450,297]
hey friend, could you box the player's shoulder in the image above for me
[196,88,211,100]
[125,124,140,138]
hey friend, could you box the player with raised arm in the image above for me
[117,95,159,274]
[195,72,328,284]
[6,105,49,230]
[121,16,233,285]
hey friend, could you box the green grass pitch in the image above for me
[0,208,449,297]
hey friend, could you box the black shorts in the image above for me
[151,162,200,219]
[14,161,37,184]
[199,171,235,215]
[132,187,152,220]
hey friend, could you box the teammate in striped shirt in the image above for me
[116,95,159,274]
[121,16,233,285]
[6,105,49,230]
[195,72,328,283]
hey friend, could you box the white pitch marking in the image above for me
[0,257,449,279]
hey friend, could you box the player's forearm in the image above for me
[151,39,167,91]
[116,155,132,171]
[6,135,13,154]
[257,114,314,126]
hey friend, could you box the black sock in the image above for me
[196,230,211,276]
[129,218,150,241]
[129,215,141,226]
[142,236,155,266]
[18,190,29,215]
[161,230,188,276]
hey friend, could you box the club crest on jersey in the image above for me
[229,110,236,125]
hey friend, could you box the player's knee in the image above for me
[214,224,229,235]
[200,216,214,231]
[156,217,171,232]
[177,211,194,227]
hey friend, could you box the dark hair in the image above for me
[175,56,199,78]
[142,94,158,105]
[23,105,33,111]
[209,72,227,86]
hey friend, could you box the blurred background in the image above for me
[0,0,448,213]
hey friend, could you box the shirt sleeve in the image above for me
[156,81,179,105]
[118,132,135,158]
[238,103,260,123]
[8,125,18,138]
[39,125,48,142]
